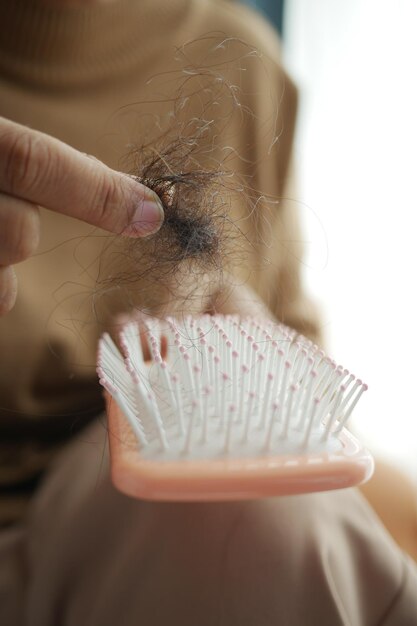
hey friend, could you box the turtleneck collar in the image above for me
[0,0,190,89]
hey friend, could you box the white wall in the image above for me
[284,0,417,479]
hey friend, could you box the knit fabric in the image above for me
[0,0,319,525]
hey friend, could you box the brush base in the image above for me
[106,392,374,502]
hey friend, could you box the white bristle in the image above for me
[97,316,367,461]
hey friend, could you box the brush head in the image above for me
[98,315,373,501]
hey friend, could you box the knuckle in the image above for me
[4,130,52,197]
[7,207,40,262]
[0,266,17,315]
[91,174,121,229]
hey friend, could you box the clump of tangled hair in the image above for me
[93,36,275,322]
[132,134,228,268]
[94,122,239,321]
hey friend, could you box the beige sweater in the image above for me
[0,0,319,525]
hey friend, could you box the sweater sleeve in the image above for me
[251,71,322,343]
[214,40,322,344]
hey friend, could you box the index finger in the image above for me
[0,117,164,237]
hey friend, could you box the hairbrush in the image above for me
[97,315,373,501]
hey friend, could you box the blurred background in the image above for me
[242,0,417,480]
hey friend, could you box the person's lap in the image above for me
[1,418,416,626]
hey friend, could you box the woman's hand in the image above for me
[0,117,165,315]
[208,279,273,321]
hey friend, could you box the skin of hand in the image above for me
[0,116,165,315]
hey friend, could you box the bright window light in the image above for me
[284,0,417,479]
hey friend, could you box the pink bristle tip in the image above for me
[242,364,249,373]
[267,373,274,381]
[102,380,116,394]
[232,350,239,358]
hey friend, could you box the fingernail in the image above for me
[124,194,164,237]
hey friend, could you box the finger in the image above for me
[0,265,17,315]
[0,117,164,237]
[0,192,40,265]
